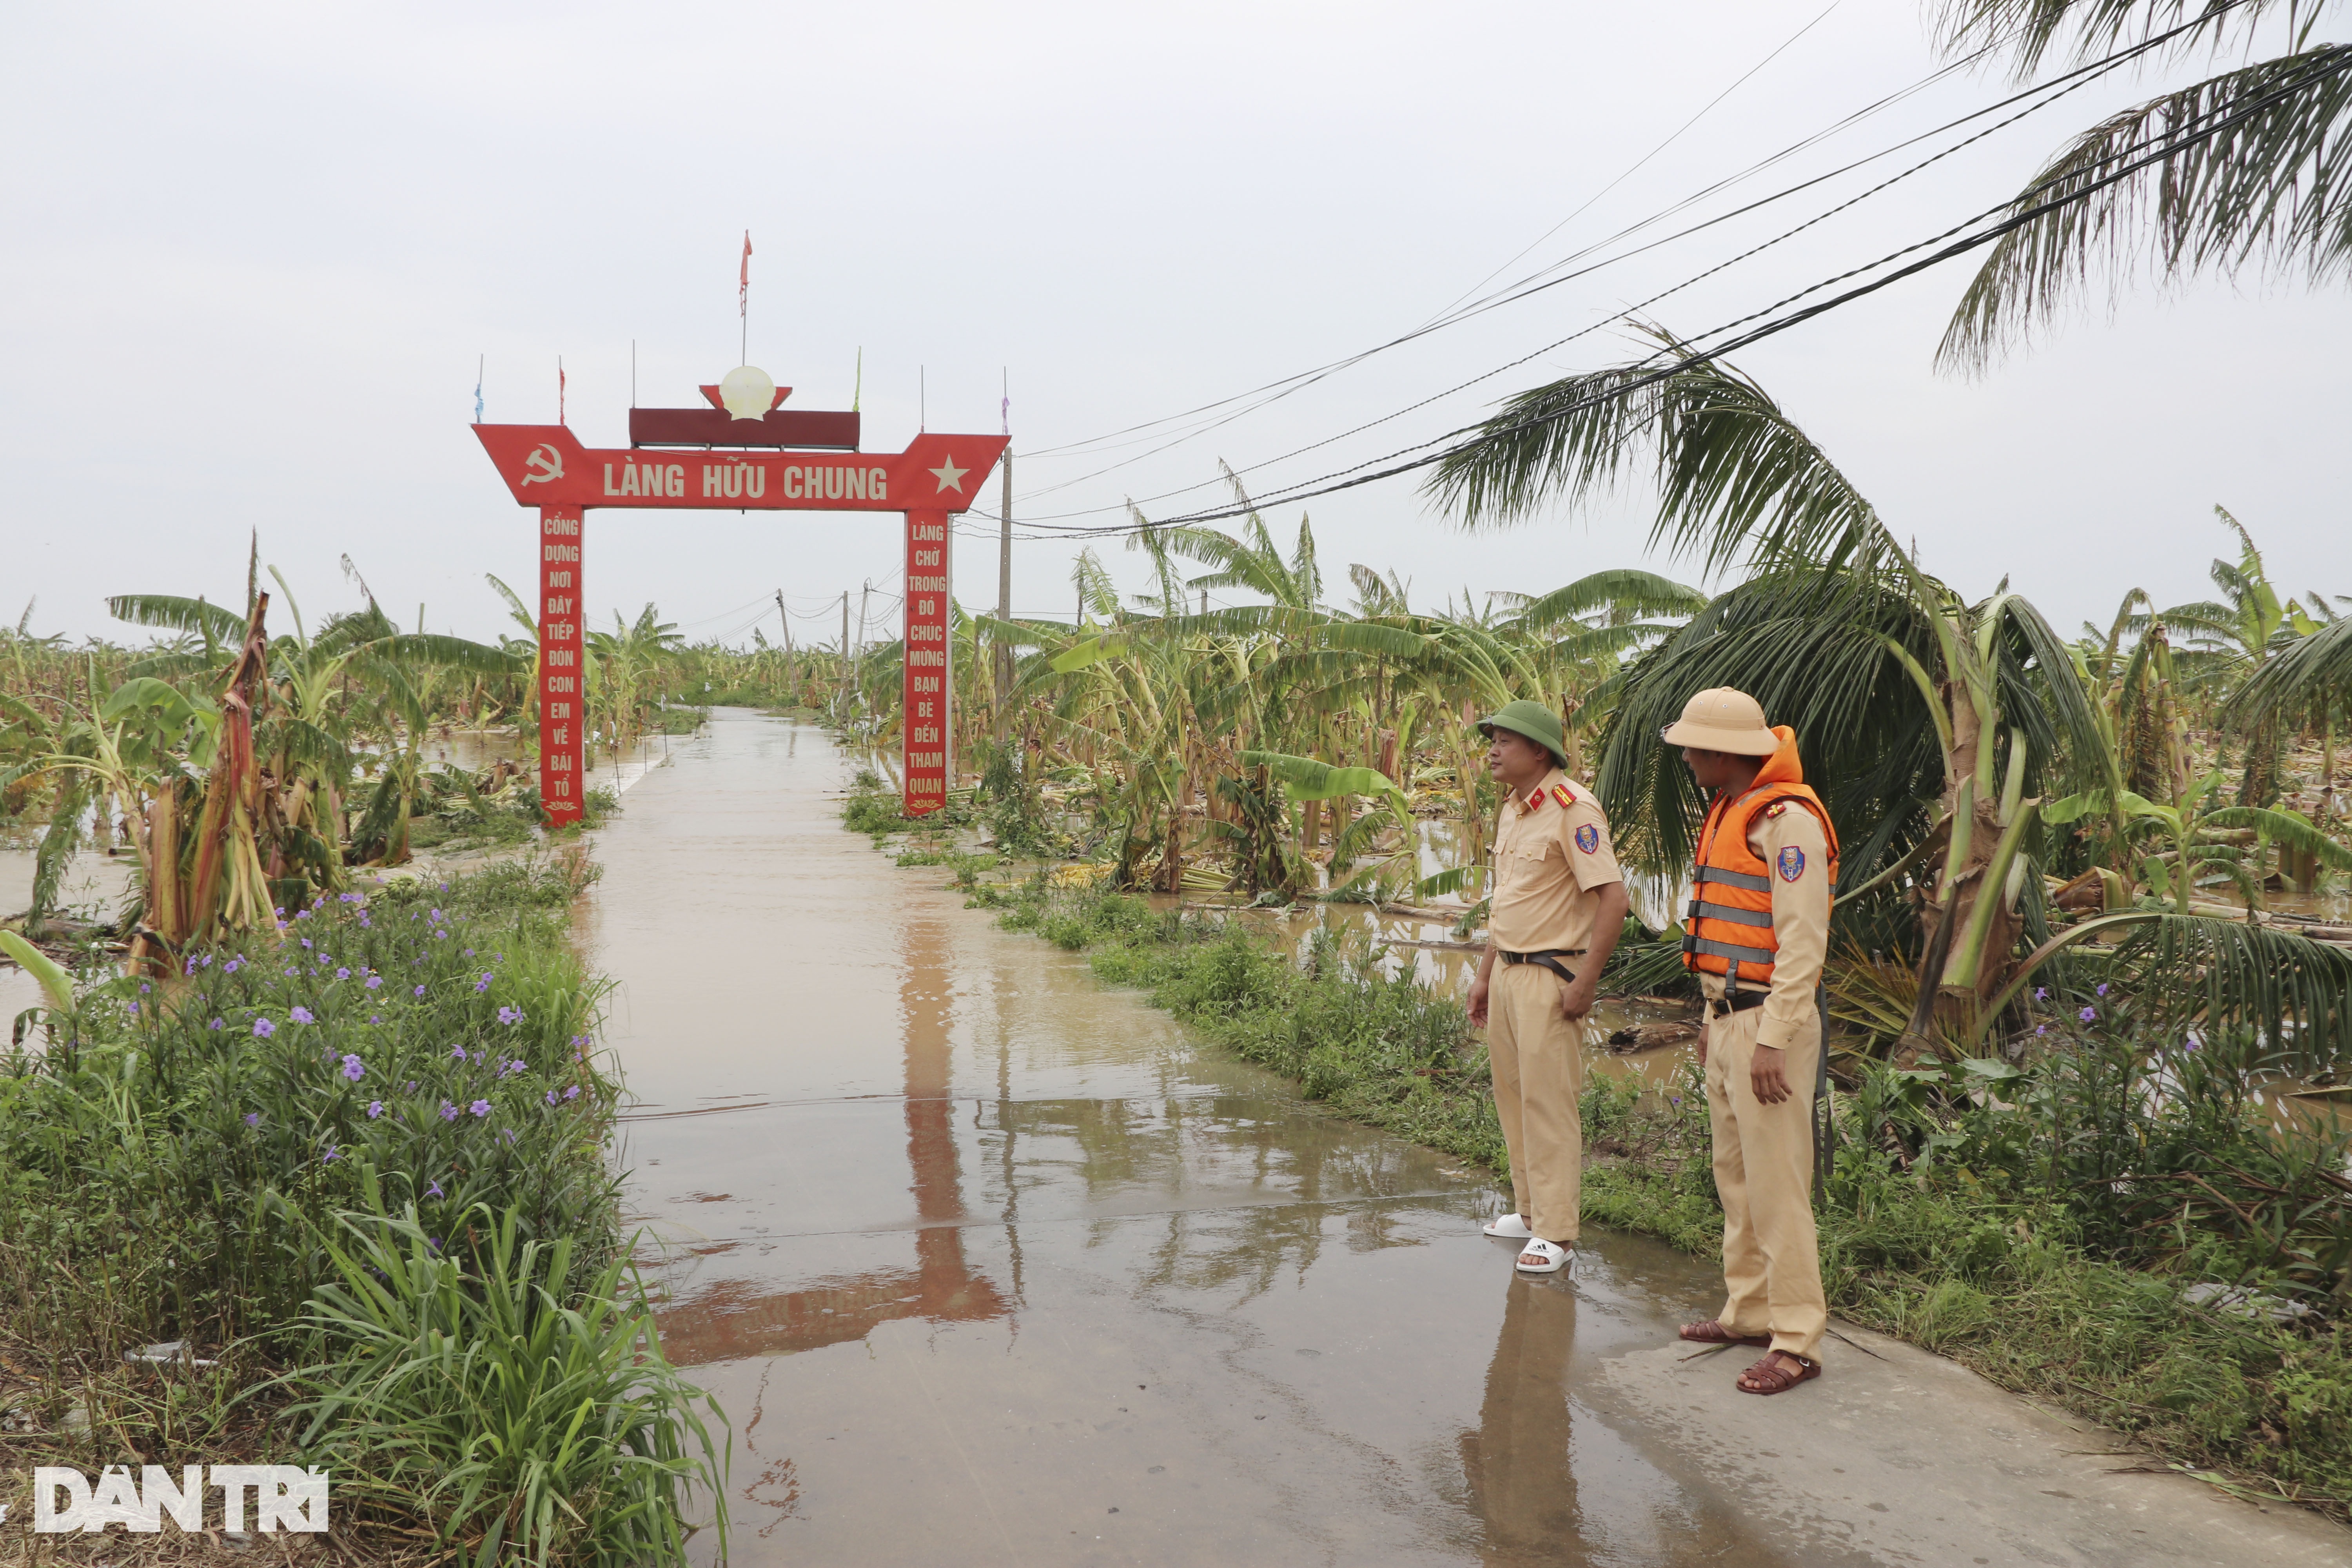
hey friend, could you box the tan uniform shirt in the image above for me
[1697,799,1830,1051]
[1488,768,1623,954]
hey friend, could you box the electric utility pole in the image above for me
[857,580,871,706]
[838,590,851,711]
[775,590,794,704]
[995,441,1013,730]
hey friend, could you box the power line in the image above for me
[992,37,2154,535]
[995,1,2258,520]
[1130,42,2352,533]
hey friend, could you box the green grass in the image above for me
[0,851,724,1559]
[956,874,2352,1521]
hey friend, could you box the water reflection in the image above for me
[1462,1276,1580,1564]
[651,913,1009,1362]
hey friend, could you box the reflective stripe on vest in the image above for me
[1681,782,1839,987]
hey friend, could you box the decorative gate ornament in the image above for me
[475,369,1006,825]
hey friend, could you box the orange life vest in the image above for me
[1680,726,1840,989]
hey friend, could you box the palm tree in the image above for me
[1425,323,2352,1066]
[1933,1,2352,370]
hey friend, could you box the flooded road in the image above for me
[584,711,2345,1568]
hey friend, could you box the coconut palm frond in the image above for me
[1425,329,1895,578]
[1595,572,1944,879]
[2108,915,2352,1074]
[108,594,245,644]
[1931,0,2300,80]
[2227,615,2352,721]
[1509,569,1709,629]
[1936,44,2352,372]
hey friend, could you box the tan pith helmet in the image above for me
[1660,687,1780,756]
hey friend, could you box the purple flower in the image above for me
[563,1084,580,1101]
[430,908,443,922]
[2036,1025,2048,1036]
[243,1112,260,1128]
[340,1054,365,1082]
[253,1018,277,1038]
[367,1100,384,1118]
[139,982,150,993]
[2033,987,2047,1001]
[300,937,313,950]
[464,948,475,958]
[128,1001,139,1018]
[290,1005,315,1024]
[426,1180,443,1198]
[474,973,492,993]
[336,967,350,980]
[359,916,372,928]
[406,1081,417,1092]
[284,966,297,976]
[370,1014,381,1024]
[452,1045,468,1061]
[511,1059,526,1074]
[439,1102,459,1121]
[2079,1007,2097,1023]
[224,956,243,973]
[209,1017,225,1030]
[296,908,312,921]
[414,985,426,996]
[2096,983,2110,998]
[469,1100,491,1118]
[545,1089,558,1106]
[365,975,382,990]
[497,1006,523,1025]
[322,1145,340,1163]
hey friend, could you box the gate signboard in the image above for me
[474,371,1005,826]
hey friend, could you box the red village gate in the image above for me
[473,372,1006,826]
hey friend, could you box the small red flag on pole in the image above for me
[739,232,752,362]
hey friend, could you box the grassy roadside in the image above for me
[950,868,2352,1522]
[0,848,724,1565]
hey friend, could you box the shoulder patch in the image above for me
[1765,800,1789,818]
[1551,783,1576,808]
[1777,845,1807,882]
[1574,823,1601,855]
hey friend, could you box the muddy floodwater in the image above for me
[579,711,2345,1568]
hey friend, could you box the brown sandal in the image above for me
[1678,1320,1770,1348]
[1736,1352,1820,1395]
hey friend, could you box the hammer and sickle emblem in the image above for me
[520,443,564,486]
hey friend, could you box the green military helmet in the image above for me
[1476,699,1567,768]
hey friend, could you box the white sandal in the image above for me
[1515,1238,1571,1274]
[1482,1212,1533,1239]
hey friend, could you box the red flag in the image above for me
[739,231,752,316]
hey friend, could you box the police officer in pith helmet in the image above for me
[1663,687,1838,1394]
[1466,699,1629,1276]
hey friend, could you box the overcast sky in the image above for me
[5,2,2345,653]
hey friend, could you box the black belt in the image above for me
[1706,989,1768,1019]
[1499,947,1583,985]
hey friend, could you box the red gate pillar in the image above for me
[902,508,951,816]
[538,506,586,828]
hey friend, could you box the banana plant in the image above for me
[2044,769,2352,918]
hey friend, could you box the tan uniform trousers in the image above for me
[1704,1002,1827,1360]
[1488,961,1584,1243]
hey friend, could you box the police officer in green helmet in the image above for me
[1466,699,1629,1275]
